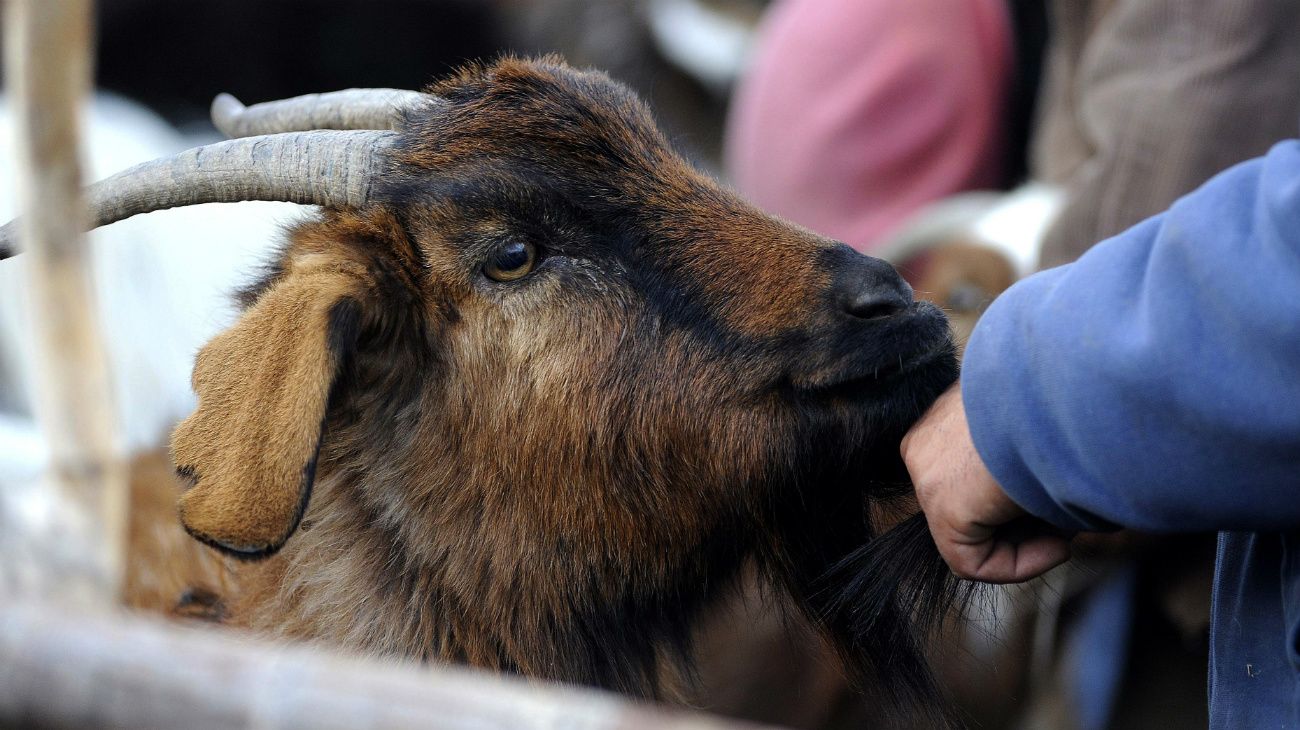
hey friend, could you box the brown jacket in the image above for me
[1033,0,1300,267]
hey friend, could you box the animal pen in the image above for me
[0,3,768,728]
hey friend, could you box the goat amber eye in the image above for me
[484,241,537,282]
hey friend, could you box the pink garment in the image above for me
[725,0,1012,253]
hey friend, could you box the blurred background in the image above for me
[9,0,1291,728]
[87,0,755,169]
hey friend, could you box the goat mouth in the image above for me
[802,345,953,397]
[781,301,958,399]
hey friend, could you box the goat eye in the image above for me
[484,241,537,282]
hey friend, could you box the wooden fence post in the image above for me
[1,0,126,608]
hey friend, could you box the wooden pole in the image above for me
[1,0,126,606]
[0,602,782,730]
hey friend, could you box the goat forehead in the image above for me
[401,64,669,178]
[390,60,840,338]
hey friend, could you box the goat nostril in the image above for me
[845,292,908,320]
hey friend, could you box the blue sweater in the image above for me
[962,140,1300,727]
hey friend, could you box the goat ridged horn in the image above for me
[0,130,396,258]
[212,89,428,138]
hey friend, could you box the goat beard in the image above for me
[754,348,968,726]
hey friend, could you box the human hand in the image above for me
[901,383,1073,583]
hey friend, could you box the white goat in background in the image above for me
[0,95,294,485]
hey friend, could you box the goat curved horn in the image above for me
[0,130,396,258]
[212,89,428,138]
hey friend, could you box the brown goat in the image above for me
[1,56,960,717]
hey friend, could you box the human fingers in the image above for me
[935,523,1072,583]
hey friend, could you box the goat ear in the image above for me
[172,261,364,559]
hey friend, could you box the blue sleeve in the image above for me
[962,141,1300,533]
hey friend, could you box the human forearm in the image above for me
[964,143,1300,533]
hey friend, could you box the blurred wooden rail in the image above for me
[0,602,777,730]
[0,2,787,728]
